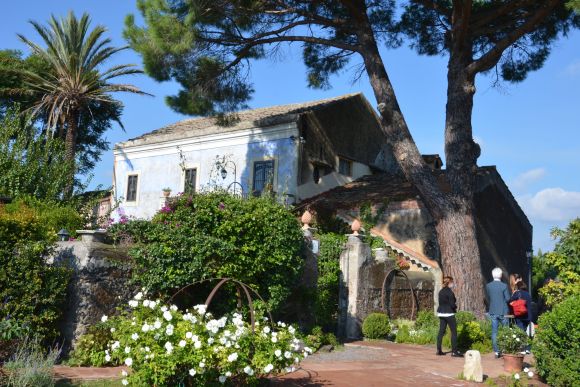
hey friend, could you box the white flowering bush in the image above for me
[497,326,528,355]
[103,292,309,386]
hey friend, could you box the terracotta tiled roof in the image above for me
[117,93,363,147]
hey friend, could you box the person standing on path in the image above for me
[509,280,533,332]
[486,267,510,358]
[436,276,462,357]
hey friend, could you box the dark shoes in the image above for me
[436,351,445,356]
[494,352,502,359]
[451,351,463,358]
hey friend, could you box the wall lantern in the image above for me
[220,167,228,180]
[57,228,70,241]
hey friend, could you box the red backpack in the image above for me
[510,292,528,318]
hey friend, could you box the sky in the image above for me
[1,1,579,252]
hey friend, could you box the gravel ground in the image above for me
[302,345,390,363]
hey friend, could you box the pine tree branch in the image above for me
[467,0,560,75]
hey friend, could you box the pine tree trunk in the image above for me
[64,111,77,199]
[355,19,485,314]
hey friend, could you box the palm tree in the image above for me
[16,12,149,197]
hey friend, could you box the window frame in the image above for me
[124,172,140,205]
[338,157,353,177]
[251,158,276,195]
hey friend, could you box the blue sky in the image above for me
[1,1,579,252]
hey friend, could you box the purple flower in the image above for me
[218,202,226,210]
[160,205,172,214]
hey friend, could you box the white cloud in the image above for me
[518,188,580,223]
[565,59,580,77]
[511,168,546,192]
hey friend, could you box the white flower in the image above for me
[163,311,173,321]
[227,352,238,362]
[121,379,128,386]
[194,341,202,349]
[148,300,157,309]
[179,340,187,347]
[143,300,150,307]
[194,304,207,315]
[164,341,173,353]
[528,371,534,378]
[134,291,143,300]
[263,326,271,334]
[288,326,295,334]
[141,324,150,333]
[186,331,193,339]
[165,324,174,336]
[218,375,227,383]
[284,351,292,359]
[121,370,128,377]
[516,338,521,342]
[105,354,111,362]
[512,334,517,338]
[199,361,205,368]
[304,347,313,354]
[524,367,529,372]
[244,366,254,376]
[112,341,120,350]
[271,336,278,343]
[295,357,300,363]
[145,346,150,352]
[161,305,168,312]
[275,349,282,357]
[170,304,178,311]
[189,369,196,376]
[125,357,133,367]
[514,373,520,380]
[101,315,108,323]
[128,300,138,308]
[225,371,232,377]
[153,319,162,329]
[208,338,214,344]
[131,333,139,340]
[264,364,274,373]
[110,327,116,333]
[125,347,131,354]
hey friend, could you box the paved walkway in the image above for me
[53,341,546,386]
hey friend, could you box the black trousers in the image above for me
[437,315,457,352]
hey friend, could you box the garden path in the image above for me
[53,342,547,386]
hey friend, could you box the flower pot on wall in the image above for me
[162,190,171,197]
[503,353,524,373]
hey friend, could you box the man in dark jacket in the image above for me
[485,267,510,358]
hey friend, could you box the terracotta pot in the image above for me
[503,353,524,373]
[162,190,171,197]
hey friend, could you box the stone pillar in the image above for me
[338,228,371,340]
[432,267,443,312]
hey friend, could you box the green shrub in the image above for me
[3,337,60,387]
[362,313,390,339]
[110,193,304,315]
[455,311,477,326]
[305,326,340,350]
[395,324,411,343]
[314,233,345,330]
[533,295,580,386]
[66,322,117,367]
[415,310,438,330]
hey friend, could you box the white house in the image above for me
[112,93,395,219]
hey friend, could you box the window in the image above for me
[313,166,321,184]
[252,160,275,195]
[338,157,353,176]
[126,175,138,202]
[183,168,197,193]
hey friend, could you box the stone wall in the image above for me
[338,236,436,340]
[53,234,135,354]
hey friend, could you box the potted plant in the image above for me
[162,187,171,197]
[497,325,528,372]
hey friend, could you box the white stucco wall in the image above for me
[113,123,300,219]
[297,161,372,200]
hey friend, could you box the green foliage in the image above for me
[533,295,580,386]
[399,2,578,83]
[2,337,60,387]
[532,250,558,299]
[457,321,487,352]
[455,311,477,326]
[538,219,580,306]
[314,233,345,331]
[497,326,528,355]
[66,322,116,367]
[415,310,438,330]
[110,193,304,314]
[0,199,75,341]
[362,313,391,339]
[305,326,340,350]
[0,108,74,200]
